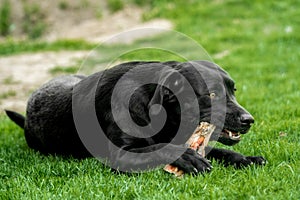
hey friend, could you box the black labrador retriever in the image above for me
[6,60,266,174]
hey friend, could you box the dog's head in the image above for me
[148,61,254,146]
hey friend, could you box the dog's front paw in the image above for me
[245,156,267,166]
[228,155,267,168]
[171,148,212,174]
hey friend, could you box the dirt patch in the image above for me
[44,5,172,43]
[0,4,173,113]
[0,51,88,112]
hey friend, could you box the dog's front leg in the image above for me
[109,143,212,174]
[205,146,266,168]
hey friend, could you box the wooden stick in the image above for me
[164,122,216,177]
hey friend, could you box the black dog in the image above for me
[6,61,266,174]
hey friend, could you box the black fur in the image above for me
[5,110,25,128]
[6,61,266,173]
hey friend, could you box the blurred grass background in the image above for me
[1,0,300,199]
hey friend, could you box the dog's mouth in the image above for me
[222,129,241,140]
[218,129,242,146]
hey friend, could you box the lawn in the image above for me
[1,0,300,199]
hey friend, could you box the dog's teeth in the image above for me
[231,133,241,140]
[224,129,241,140]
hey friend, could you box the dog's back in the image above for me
[6,75,89,157]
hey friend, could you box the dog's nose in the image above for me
[240,113,254,125]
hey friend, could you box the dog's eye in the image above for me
[164,89,170,96]
[210,92,216,99]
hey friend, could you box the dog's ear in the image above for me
[149,69,185,115]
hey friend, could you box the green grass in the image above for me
[49,66,79,75]
[107,0,124,13]
[2,76,19,85]
[0,91,16,99]
[22,3,47,39]
[0,0,11,36]
[0,39,96,56]
[1,0,300,199]
[79,31,212,74]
